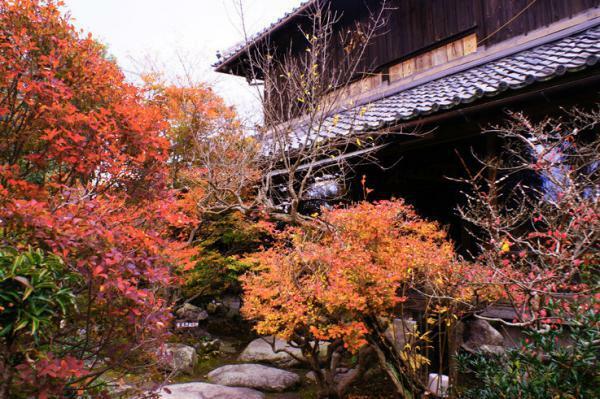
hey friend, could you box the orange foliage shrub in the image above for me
[242,200,480,397]
[243,200,473,346]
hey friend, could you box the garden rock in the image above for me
[238,336,303,367]
[479,344,505,355]
[384,318,418,353]
[158,382,264,399]
[239,336,329,367]
[305,368,358,386]
[461,319,504,353]
[222,295,241,319]
[208,364,300,392]
[206,301,222,315]
[159,344,198,374]
[176,303,209,322]
[219,339,239,354]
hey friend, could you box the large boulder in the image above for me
[238,337,303,367]
[239,336,329,367]
[176,303,209,322]
[159,344,198,374]
[384,318,418,353]
[158,382,264,399]
[208,364,300,392]
[478,344,505,355]
[461,319,504,354]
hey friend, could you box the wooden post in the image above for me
[447,321,464,398]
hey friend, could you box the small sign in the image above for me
[175,321,199,329]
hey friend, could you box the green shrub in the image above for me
[0,247,79,340]
[0,247,81,398]
[458,303,600,399]
[180,212,272,301]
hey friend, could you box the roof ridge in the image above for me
[214,0,317,69]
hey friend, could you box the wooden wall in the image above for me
[332,0,600,75]
[225,0,599,77]
[478,0,599,45]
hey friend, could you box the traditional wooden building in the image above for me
[215,0,600,254]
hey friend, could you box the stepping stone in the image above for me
[158,382,264,399]
[208,364,300,392]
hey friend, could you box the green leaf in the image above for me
[13,319,28,333]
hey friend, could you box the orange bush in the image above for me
[242,200,481,397]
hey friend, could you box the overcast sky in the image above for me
[62,0,303,121]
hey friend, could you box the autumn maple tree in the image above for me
[242,200,482,398]
[0,1,197,397]
[140,73,273,308]
[145,75,256,194]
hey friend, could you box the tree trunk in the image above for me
[372,345,416,399]
[335,346,374,397]
[447,321,463,398]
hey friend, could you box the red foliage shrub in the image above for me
[0,0,197,396]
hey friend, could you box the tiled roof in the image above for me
[285,24,600,149]
[214,0,315,70]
